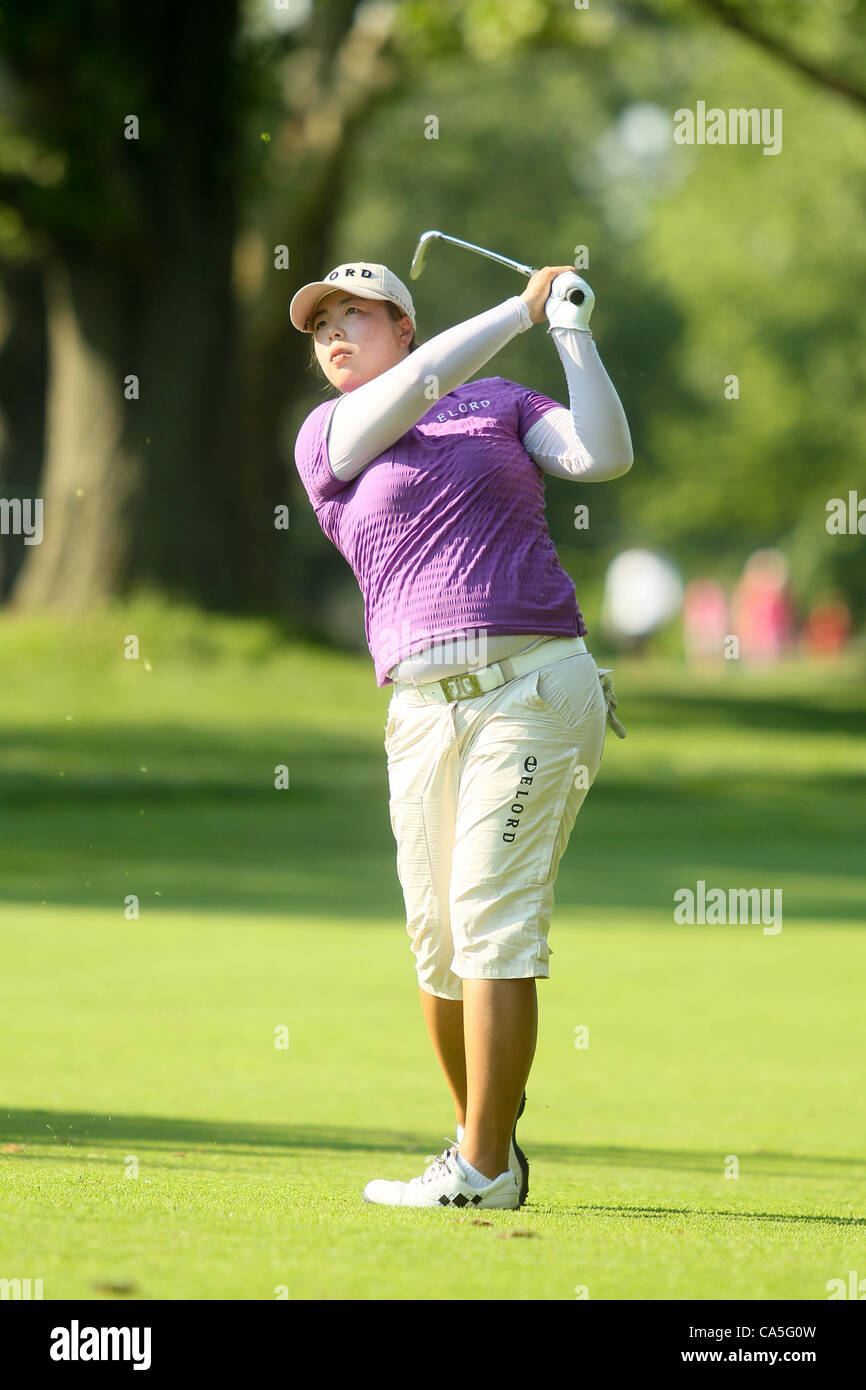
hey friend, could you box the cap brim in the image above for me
[288,281,393,332]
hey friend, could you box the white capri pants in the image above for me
[383,648,607,999]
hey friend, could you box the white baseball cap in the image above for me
[289,261,416,333]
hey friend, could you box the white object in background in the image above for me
[602,548,684,640]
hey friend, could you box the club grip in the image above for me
[565,287,585,305]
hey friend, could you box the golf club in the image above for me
[410,229,585,304]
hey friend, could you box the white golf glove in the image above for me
[597,667,626,739]
[544,272,595,334]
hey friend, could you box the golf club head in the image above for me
[409,230,441,280]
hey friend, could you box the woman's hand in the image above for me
[520,265,579,324]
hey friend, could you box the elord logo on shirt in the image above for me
[435,399,491,422]
[502,755,538,843]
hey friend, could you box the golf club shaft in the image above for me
[410,230,585,304]
[435,234,535,278]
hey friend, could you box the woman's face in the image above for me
[311,291,414,392]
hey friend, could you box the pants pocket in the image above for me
[527,655,604,733]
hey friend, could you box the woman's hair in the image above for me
[308,299,420,391]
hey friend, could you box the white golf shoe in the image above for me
[362,1144,519,1209]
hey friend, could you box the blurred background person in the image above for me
[682,577,730,666]
[800,593,851,660]
[730,549,795,665]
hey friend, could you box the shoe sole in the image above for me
[509,1090,529,1207]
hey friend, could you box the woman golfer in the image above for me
[290,258,632,1209]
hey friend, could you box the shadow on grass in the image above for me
[4,1108,866,1201]
[549,1204,866,1228]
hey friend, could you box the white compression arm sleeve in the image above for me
[327,296,533,480]
[522,328,633,480]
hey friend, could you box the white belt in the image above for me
[391,635,588,705]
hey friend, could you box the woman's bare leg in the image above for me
[418,987,467,1129]
[418,979,538,1182]
[459,978,537,1180]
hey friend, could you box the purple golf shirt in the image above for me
[293,375,587,687]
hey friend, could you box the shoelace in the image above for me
[420,1139,460,1184]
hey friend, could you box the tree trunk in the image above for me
[0,264,47,600]
[11,256,138,609]
[12,232,244,611]
[10,0,251,613]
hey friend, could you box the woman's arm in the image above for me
[522,326,633,481]
[327,296,533,480]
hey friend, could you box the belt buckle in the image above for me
[438,671,483,701]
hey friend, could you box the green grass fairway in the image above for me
[1,603,864,1301]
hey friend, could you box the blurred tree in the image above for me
[0,264,45,597]
[0,1,250,609]
[0,0,401,613]
[642,0,866,109]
